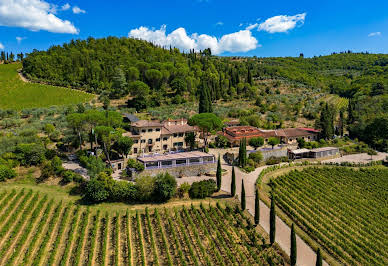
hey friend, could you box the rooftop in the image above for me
[137,151,214,163]
[131,120,163,128]
[289,148,310,154]
[310,147,339,152]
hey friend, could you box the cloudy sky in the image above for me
[0,0,387,57]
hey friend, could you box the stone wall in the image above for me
[260,148,288,160]
[134,163,216,178]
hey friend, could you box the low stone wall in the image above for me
[260,149,288,160]
[136,163,217,178]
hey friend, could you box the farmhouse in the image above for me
[219,126,319,146]
[124,118,198,155]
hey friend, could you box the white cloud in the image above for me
[16,36,26,43]
[0,42,4,49]
[0,0,78,34]
[215,21,223,26]
[61,3,70,11]
[368,32,381,37]
[246,23,259,31]
[128,25,259,54]
[72,6,86,14]
[258,13,306,33]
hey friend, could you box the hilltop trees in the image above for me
[188,113,223,147]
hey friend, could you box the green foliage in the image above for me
[270,194,276,245]
[15,143,46,166]
[316,248,322,266]
[241,179,246,210]
[249,151,263,164]
[249,137,264,149]
[0,165,16,181]
[184,132,196,150]
[85,178,110,202]
[153,172,177,202]
[114,136,134,157]
[291,224,297,266]
[268,137,280,149]
[238,138,247,168]
[231,166,236,197]
[135,175,156,201]
[188,113,222,146]
[215,135,229,148]
[126,158,145,172]
[254,189,259,225]
[216,154,222,191]
[189,179,217,199]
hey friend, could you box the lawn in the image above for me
[272,167,388,265]
[0,63,95,110]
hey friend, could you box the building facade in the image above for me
[219,126,319,146]
[124,119,198,156]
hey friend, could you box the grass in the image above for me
[0,63,95,110]
[272,167,388,265]
[0,182,285,265]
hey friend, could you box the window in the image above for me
[176,159,186,165]
[178,133,184,137]
[142,129,146,133]
[173,133,178,137]
[156,128,160,132]
[162,160,172,167]
[156,138,160,142]
[163,137,168,141]
[134,148,138,153]
[289,138,293,141]
[163,145,168,150]
[141,139,146,143]
[134,140,139,144]
[148,139,153,144]
[174,142,183,147]
[148,129,153,132]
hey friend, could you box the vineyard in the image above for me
[272,167,388,265]
[0,187,284,265]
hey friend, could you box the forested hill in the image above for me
[23,37,387,102]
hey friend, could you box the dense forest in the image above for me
[21,37,388,150]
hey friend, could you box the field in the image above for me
[0,187,284,265]
[0,63,94,110]
[272,167,388,265]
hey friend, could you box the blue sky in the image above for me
[0,0,387,57]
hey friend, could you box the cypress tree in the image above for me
[231,166,236,197]
[241,179,246,210]
[270,194,276,245]
[216,154,222,191]
[254,188,260,225]
[291,224,297,266]
[247,67,253,85]
[316,248,322,266]
[239,138,247,168]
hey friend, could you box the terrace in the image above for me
[137,151,215,170]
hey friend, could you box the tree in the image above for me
[114,136,134,158]
[268,137,280,149]
[0,165,16,181]
[145,69,163,90]
[153,173,177,202]
[316,248,322,266]
[270,194,276,245]
[338,109,345,136]
[198,81,212,113]
[367,149,377,160]
[231,166,236,197]
[371,82,386,96]
[85,178,110,203]
[317,103,335,140]
[247,67,253,85]
[249,137,264,150]
[241,179,246,210]
[238,138,247,167]
[297,137,306,149]
[111,67,127,98]
[127,81,150,111]
[188,113,223,147]
[184,132,196,150]
[66,113,86,150]
[254,188,260,225]
[216,154,222,191]
[291,224,297,266]
[95,126,118,167]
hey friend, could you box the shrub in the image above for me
[0,165,17,181]
[127,159,144,172]
[215,135,229,148]
[177,182,191,198]
[153,172,177,202]
[62,170,75,183]
[85,178,110,203]
[15,143,46,166]
[135,175,156,202]
[249,137,264,149]
[249,151,263,163]
[111,181,137,202]
[266,156,289,165]
[189,179,216,199]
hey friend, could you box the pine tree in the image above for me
[241,179,246,210]
[316,248,322,266]
[270,194,276,245]
[231,166,236,197]
[216,154,222,191]
[291,224,297,266]
[254,188,260,225]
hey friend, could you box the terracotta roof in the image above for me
[131,120,163,127]
[162,124,197,135]
[275,128,317,138]
[122,132,141,138]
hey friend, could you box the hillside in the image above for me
[0,63,94,110]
